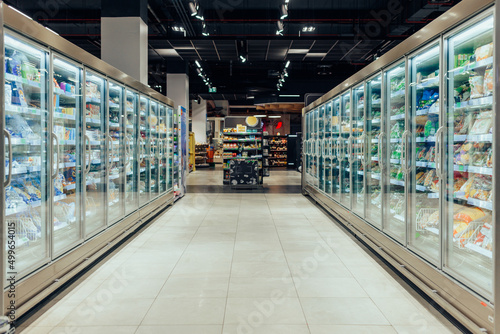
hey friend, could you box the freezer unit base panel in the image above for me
[303,185,493,334]
[9,195,174,319]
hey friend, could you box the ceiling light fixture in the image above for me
[195,9,204,20]
[196,68,203,76]
[255,115,267,117]
[276,20,284,35]
[280,4,288,19]
[188,1,198,16]
[302,26,316,32]
[172,26,185,32]
[285,60,291,68]
[268,115,282,118]
[195,60,201,68]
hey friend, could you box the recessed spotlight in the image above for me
[280,4,288,19]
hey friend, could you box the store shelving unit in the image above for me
[195,143,209,168]
[265,135,288,167]
[222,130,263,185]
[302,3,497,333]
[1,5,176,318]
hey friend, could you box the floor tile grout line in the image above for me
[134,193,212,331]
[266,196,313,334]
[220,195,241,334]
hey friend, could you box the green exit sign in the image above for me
[209,87,217,93]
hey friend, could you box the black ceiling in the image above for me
[4,0,460,104]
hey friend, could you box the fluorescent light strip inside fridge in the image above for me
[5,35,42,58]
[451,16,493,45]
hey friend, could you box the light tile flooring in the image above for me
[20,170,459,334]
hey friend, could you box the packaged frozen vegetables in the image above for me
[469,112,492,135]
[474,223,492,249]
[454,207,485,223]
[454,141,472,165]
[483,68,493,96]
[470,175,492,201]
[474,43,493,61]
[469,75,484,99]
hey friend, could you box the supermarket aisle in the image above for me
[20,188,460,333]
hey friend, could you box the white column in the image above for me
[192,99,207,143]
[101,17,148,84]
[167,73,189,110]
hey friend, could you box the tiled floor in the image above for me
[20,169,460,334]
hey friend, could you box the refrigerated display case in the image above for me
[167,107,174,190]
[1,5,176,318]
[339,91,351,208]
[107,81,125,225]
[84,70,107,237]
[4,33,50,274]
[365,74,383,229]
[139,96,150,206]
[124,90,138,214]
[323,102,332,194]
[444,13,494,297]
[385,61,407,243]
[352,84,365,217]
[301,1,497,332]
[330,98,340,202]
[408,42,441,264]
[52,55,83,256]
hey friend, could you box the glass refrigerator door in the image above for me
[305,113,312,185]
[352,84,365,217]
[124,90,138,214]
[444,15,494,295]
[84,71,106,237]
[408,43,441,263]
[318,106,325,191]
[159,104,167,194]
[331,98,341,202]
[340,91,351,208]
[313,108,319,187]
[365,74,383,229]
[139,97,150,206]
[150,101,159,198]
[167,107,174,191]
[52,55,83,255]
[107,82,124,224]
[384,61,407,242]
[4,33,50,274]
[324,102,332,194]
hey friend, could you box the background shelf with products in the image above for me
[222,127,263,185]
[265,135,287,167]
[195,143,209,168]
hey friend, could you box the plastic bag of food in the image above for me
[470,175,492,201]
[425,146,436,162]
[469,112,493,135]
[424,170,435,188]
[453,220,469,237]
[486,149,493,168]
[454,207,485,223]
[458,177,474,198]
[469,76,484,99]
[474,223,492,247]
[459,113,474,135]
[483,68,493,96]
[475,43,493,61]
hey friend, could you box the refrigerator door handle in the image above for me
[51,133,61,179]
[360,134,366,166]
[378,131,384,171]
[108,135,114,171]
[4,129,12,187]
[401,130,410,174]
[84,134,91,174]
[435,126,445,178]
[139,138,145,164]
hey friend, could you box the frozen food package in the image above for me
[454,177,466,192]
[486,149,493,168]
[459,113,474,134]
[453,221,469,237]
[474,223,492,247]
[474,43,493,61]
[459,176,475,198]
[459,229,475,248]
[469,112,492,135]
[427,211,439,227]
[470,175,492,201]
[424,170,435,188]
[469,76,484,99]
[483,68,493,96]
[454,207,485,223]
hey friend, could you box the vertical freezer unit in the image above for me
[1,4,176,318]
[301,1,497,332]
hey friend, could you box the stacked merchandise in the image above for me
[195,143,209,168]
[222,127,263,185]
[266,135,287,167]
